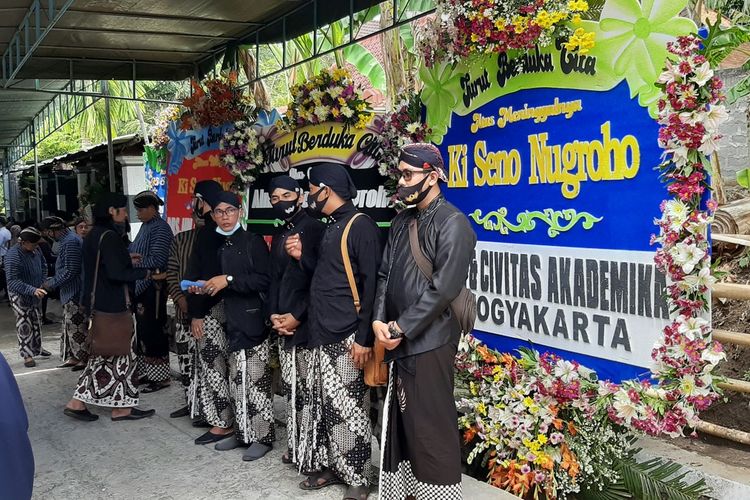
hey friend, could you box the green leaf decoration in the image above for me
[343,44,387,91]
[617,456,710,500]
[736,167,750,189]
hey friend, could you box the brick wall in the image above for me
[717,68,750,184]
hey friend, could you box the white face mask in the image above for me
[215,221,241,236]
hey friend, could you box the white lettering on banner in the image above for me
[250,186,391,210]
[468,241,670,368]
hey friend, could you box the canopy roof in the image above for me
[0,0,384,156]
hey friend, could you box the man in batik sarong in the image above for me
[289,164,381,500]
[373,144,476,500]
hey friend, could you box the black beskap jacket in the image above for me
[219,227,271,352]
[373,195,476,361]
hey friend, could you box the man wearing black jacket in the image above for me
[266,175,325,468]
[183,180,234,443]
[199,191,273,461]
[288,163,381,500]
[373,144,476,500]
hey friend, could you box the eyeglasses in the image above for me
[399,169,431,182]
[212,207,239,218]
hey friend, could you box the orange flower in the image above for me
[561,443,580,478]
[463,426,478,444]
[477,345,498,363]
[567,421,577,436]
[552,418,563,430]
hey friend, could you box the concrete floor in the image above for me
[1,300,509,500]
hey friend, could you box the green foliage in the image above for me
[736,167,750,188]
[578,451,711,500]
[701,12,750,67]
[35,126,82,161]
[743,367,750,381]
[738,247,750,268]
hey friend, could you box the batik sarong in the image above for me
[189,304,232,428]
[279,342,310,464]
[175,322,195,401]
[135,284,169,383]
[229,337,275,446]
[60,301,88,362]
[299,334,371,487]
[379,342,462,500]
[9,294,42,359]
[73,335,139,408]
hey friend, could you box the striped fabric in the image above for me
[166,228,198,324]
[130,216,173,296]
[48,229,82,305]
[4,245,47,298]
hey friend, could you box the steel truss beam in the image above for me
[198,0,436,87]
[2,0,76,87]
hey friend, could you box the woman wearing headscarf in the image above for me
[4,227,50,367]
[63,192,158,422]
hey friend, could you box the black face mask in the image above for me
[271,197,300,221]
[114,218,130,236]
[397,175,431,206]
[306,188,329,219]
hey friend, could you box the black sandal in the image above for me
[64,407,99,422]
[142,382,170,393]
[299,470,343,491]
[281,452,293,465]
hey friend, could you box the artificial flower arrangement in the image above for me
[458,34,727,499]
[149,105,181,150]
[377,91,432,202]
[283,67,374,129]
[181,72,251,129]
[220,121,268,186]
[417,0,595,67]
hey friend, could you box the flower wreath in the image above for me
[377,91,432,203]
[417,0,595,68]
[456,34,727,498]
[181,72,251,130]
[284,67,374,130]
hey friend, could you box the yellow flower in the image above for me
[471,33,480,42]
[477,402,487,416]
[564,28,596,55]
[338,97,347,106]
[357,103,366,111]
[331,108,340,118]
[535,10,553,29]
[512,15,527,34]
[470,381,478,396]
[537,434,548,445]
[523,396,534,407]
[568,0,589,12]
[572,13,582,24]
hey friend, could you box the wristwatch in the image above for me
[388,322,403,340]
[226,275,234,287]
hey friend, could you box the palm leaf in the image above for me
[343,44,387,91]
[617,456,710,500]
[581,0,606,20]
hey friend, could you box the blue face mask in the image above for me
[215,221,241,236]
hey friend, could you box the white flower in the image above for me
[692,61,714,87]
[613,390,638,423]
[405,122,421,134]
[328,86,343,99]
[310,89,323,101]
[669,242,706,274]
[664,200,689,226]
[314,105,329,121]
[341,106,354,118]
[224,154,236,165]
[699,133,720,156]
[554,360,579,384]
[678,265,715,292]
[657,60,680,84]
[676,315,708,340]
[701,345,725,366]
[704,105,729,132]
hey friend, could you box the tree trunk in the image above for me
[239,48,271,112]
[711,198,750,234]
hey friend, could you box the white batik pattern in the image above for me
[229,337,275,445]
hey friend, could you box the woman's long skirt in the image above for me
[73,336,139,408]
[60,301,88,362]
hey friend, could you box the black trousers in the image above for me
[135,284,168,358]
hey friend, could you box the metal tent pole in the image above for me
[32,123,41,219]
[102,80,115,191]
